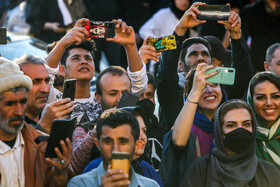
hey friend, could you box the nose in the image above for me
[14,103,25,116]
[40,81,50,93]
[266,97,273,106]
[197,53,205,62]
[80,57,88,65]
[204,84,213,93]
[112,142,120,152]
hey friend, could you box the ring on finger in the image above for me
[61,159,65,165]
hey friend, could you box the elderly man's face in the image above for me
[0,89,28,136]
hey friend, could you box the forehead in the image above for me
[68,48,92,57]
[272,48,280,60]
[254,80,279,94]
[100,73,131,92]
[21,63,48,80]
[0,90,28,102]
[100,124,133,139]
[223,108,251,122]
[186,43,210,55]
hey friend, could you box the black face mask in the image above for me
[224,128,253,154]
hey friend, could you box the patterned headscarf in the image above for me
[247,71,280,170]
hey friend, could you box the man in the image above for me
[67,109,159,186]
[0,57,71,186]
[15,54,74,134]
[264,43,280,76]
[46,18,147,124]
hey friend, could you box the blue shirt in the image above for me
[68,161,160,187]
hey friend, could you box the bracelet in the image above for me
[186,98,198,104]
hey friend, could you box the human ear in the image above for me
[95,92,101,104]
[264,61,270,72]
[178,61,185,72]
[59,65,67,77]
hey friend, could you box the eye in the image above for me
[104,139,112,145]
[147,93,154,98]
[255,95,265,100]
[119,139,128,145]
[225,123,235,128]
[243,122,252,127]
[272,95,280,99]
[109,92,117,96]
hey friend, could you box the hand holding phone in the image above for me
[62,79,76,101]
[147,35,177,52]
[82,21,116,39]
[111,152,130,181]
[44,117,76,158]
[204,67,235,85]
[197,5,230,21]
[116,90,139,108]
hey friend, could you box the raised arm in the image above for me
[172,64,217,147]
[107,19,148,96]
[45,18,90,68]
[218,9,254,99]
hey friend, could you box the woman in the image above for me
[173,63,226,157]
[83,106,163,187]
[247,71,280,170]
[181,99,280,186]
[160,63,226,186]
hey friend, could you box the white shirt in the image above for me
[0,133,25,187]
[139,8,179,39]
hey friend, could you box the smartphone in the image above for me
[0,27,7,44]
[204,67,235,85]
[82,21,116,38]
[116,90,139,108]
[197,5,230,21]
[62,79,76,101]
[147,35,177,52]
[44,118,76,158]
[112,152,130,179]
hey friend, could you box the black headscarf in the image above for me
[209,99,258,186]
[170,0,190,19]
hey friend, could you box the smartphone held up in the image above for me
[82,21,116,39]
[197,5,230,21]
[112,152,130,180]
[147,35,177,52]
[204,67,235,85]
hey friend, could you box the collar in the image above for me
[0,132,25,154]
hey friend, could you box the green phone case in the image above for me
[205,67,235,85]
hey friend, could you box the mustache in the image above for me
[9,115,24,122]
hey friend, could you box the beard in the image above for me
[0,115,24,135]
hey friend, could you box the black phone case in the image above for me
[82,21,116,38]
[116,90,139,108]
[0,27,7,44]
[44,118,76,158]
[62,79,76,101]
[197,5,230,21]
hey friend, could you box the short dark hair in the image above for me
[96,109,140,142]
[96,66,130,95]
[266,43,280,64]
[179,37,211,71]
[249,71,280,98]
[60,41,96,66]
[147,72,156,90]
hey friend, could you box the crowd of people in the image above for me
[1,0,280,186]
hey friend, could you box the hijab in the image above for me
[209,99,258,186]
[170,0,190,19]
[247,71,280,170]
